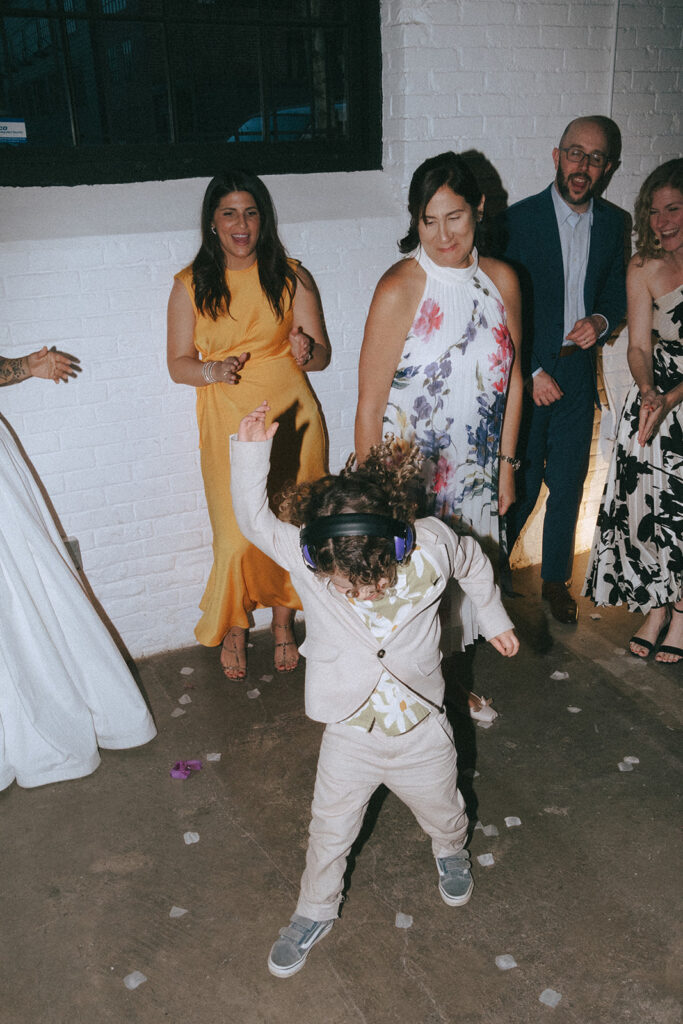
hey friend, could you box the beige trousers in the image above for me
[295,712,469,921]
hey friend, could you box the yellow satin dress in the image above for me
[175,260,327,646]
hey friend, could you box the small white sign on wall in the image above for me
[0,118,27,143]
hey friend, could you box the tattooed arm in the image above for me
[0,347,80,387]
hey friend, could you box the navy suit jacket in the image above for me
[501,184,626,380]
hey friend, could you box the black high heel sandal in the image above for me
[655,605,683,664]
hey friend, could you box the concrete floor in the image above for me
[1,560,681,1024]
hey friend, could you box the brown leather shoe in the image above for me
[542,581,578,624]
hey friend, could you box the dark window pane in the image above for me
[98,1,163,15]
[165,0,253,19]
[260,0,340,19]
[66,20,168,144]
[167,23,260,144]
[2,2,60,11]
[1,16,73,144]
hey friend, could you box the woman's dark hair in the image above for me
[399,151,484,254]
[279,438,424,591]
[633,158,683,261]
[192,169,298,320]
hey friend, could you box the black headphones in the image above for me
[300,513,416,571]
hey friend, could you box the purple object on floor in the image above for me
[170,759,203,780]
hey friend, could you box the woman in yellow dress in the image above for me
[167,171,331,679]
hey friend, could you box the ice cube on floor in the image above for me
[567,706,582,713]
[482,824,499,837]
[590,613,601,620]
[495,954,517,970]
[170,708,185,718]
[477,853,495,867]
[180,667,194,676]
[550,670,569,680]
[618,761,634,772]
[539,988,562,1007]
[206,752,222,762]
[260,674,274,683]
[169,906,188,918]
[247,688,261,699]
[623,756,640,764]
[613,647,627,656]
[123,971,147,990]
[505,816,522,828]
[183,831,200,845]
[178,694,192,705]
[395,912,413,929]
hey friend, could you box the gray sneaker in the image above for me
[436,850,474,906]
[267,914,335,978]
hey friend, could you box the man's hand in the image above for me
[565,315,605,350]
[489,629,519,657]
[28,345,81,383]
[238,401,279,442]
[529,369,563,406]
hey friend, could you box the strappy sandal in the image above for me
[221,627,247,679]
[629,607,670,659]
[655,606,683,664]
[271,622,300,673]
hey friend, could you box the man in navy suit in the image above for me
[502,117,626,623]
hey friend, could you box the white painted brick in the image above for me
[5,271,80,298]
[516,4,570,27]
[8,317,85,345]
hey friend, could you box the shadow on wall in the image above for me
[460,149,509,258]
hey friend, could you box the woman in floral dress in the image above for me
[583,159,683,663]
[355,152,523,717]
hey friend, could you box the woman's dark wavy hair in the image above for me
[399,151,483,254]
[279,437,424,592]
[633,158,683,262]
[192,169,298,320]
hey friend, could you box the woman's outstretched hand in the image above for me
[238,401,279,442]
[28,346,81,383]
[289,326,314,367]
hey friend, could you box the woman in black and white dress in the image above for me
[584,159,683,663]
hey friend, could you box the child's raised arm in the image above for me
[238,401,279,443]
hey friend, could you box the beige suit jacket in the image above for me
[230,437,514,724]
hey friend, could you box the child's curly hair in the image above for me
[279,436,424,591]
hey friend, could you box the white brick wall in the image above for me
[1,0,681,653]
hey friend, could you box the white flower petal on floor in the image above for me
[539,988,562,1008]
[123,971,147,990]
[495,954,517,970]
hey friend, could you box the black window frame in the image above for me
[0,0,382,186]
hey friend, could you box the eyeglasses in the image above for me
[559,146,608,169]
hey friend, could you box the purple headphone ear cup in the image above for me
[395,525,415,562]
[301,543,317,571]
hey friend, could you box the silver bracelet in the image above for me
[499,453,521,470]
[202,360,218,384]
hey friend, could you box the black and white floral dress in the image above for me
[583,286,682,612]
